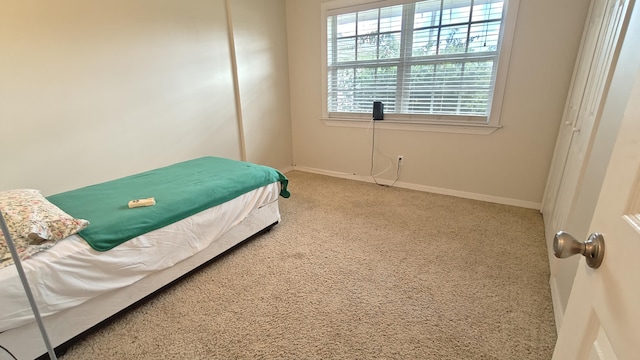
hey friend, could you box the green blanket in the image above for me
[47,157,289,251]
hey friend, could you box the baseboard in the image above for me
[279,166,295,174]
[549,275,564,333]
[292,166,542,210]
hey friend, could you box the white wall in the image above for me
[231,0,294,169]
[285,0,590,207]
[0,0,293,195]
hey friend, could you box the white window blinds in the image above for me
[326,0,506,123]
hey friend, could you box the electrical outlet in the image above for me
[398,155,404,166]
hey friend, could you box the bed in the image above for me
[0,157,289,360]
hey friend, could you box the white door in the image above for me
[542,0,630,325]
[552,66,640,359]
[542,0,619,237]
[542,0,629,239]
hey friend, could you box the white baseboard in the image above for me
[292,166,542,210]
[549,275,564,333]
[279,166,295,174]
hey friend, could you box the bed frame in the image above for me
[0,200,280,360]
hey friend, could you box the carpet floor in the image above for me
[61,171,556,359]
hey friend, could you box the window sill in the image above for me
[321,118,501,135]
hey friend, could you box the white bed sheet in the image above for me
[0,182,280,333]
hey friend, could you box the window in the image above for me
[322,0,518,130]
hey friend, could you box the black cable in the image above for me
[0,344,18,360]
[370,119,383,186]
[389,159,401,187]
[370,119,400,187]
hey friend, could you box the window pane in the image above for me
[441,0,472,26]
[468,21,501,53]
[458,91,490,114]
[438,24,469,54]
[459,61,493,115]
[354,68,375,113]
[331,68,356,112]
[380,5,403,32]
[379,32,401,59]
[374,66,398,111]
[472,0,504,22]
[434,62,463,92]
[413,28,438,56]
[337,13,356,37]
[357,35,378,60]
[407,64,436,113]
[407,60,492,116]
[357,9,379,35]
[464,60,493,90]
[337,37,356,62]
[328,66,398,113]
[408,62,463,114]
[414,0,441,29]
[353,67,397,112]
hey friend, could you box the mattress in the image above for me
[0,182,280,333]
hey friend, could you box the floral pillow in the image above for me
[0,236,56,269]
[0,189,89,268]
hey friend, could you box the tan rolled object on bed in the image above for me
[128,197,156,208]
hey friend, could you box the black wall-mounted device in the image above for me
[373,101,384,120]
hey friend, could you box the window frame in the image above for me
[320,0,520,134]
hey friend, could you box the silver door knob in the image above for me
[553,231,605,269]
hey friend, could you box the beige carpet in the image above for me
[61,171,556,359]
